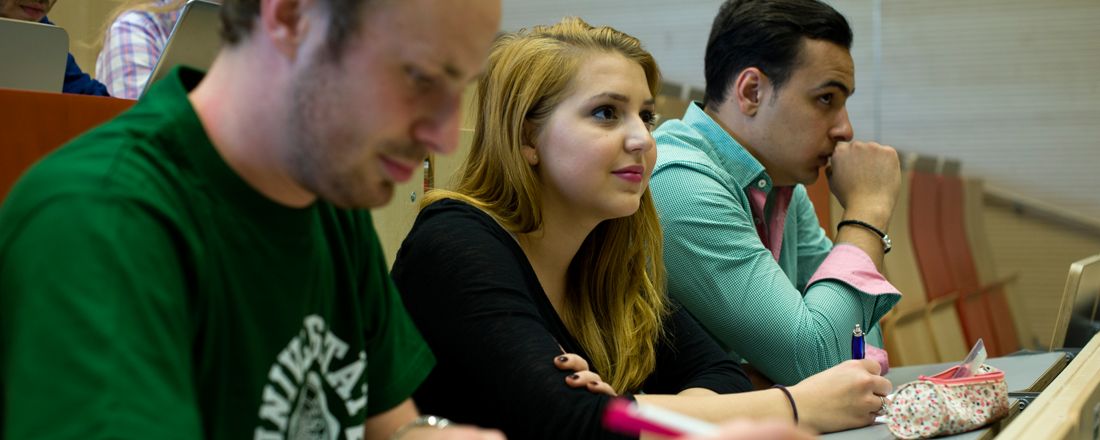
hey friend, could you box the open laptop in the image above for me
[0,17,69,93]
[1049,254,1100,350]
[141,0,222,96]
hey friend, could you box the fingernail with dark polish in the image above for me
[557,356,568,363]
[570,374,579,380]
[590,381,598,386]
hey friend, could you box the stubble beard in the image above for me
[283,62,377,209]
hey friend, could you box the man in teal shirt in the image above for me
[651,0,903,386]
[0,0,503,438]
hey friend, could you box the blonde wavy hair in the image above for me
[423,17,669,393]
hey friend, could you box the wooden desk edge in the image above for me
[997,336,1100,438]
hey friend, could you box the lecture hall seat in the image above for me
[908,155,970,361]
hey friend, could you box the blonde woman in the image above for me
[391,17,890,440]
[94,0,200,98]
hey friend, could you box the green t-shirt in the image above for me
[0,67,434,439]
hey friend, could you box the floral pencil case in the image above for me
[885,364,1009,439]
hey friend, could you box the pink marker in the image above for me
[603,398,719,438]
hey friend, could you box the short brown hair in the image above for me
[220,0,377,56]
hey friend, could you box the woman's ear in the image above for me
[521,120,541,165]
[521,145,540,166]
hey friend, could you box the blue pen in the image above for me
[851,324,865,359]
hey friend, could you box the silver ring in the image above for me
[877,395,887,415]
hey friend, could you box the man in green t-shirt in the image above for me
[0,0,502,439]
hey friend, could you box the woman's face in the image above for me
[529,52,657,226]
[0,0,57,22]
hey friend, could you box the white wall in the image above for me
[502,0,1100,221]
[502,0,719,89]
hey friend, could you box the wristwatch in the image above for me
[837,219,892,254]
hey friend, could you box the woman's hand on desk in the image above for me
[790,359,892,433]
[554,354,618,396]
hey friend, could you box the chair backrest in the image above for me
[938,161,1002,355]
[938,162,982,294]
[1050,254,1100,350]
[909,156,957,300]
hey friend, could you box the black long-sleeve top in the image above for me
[391,199,752,439]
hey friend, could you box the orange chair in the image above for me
[938,161,1006,356]
[908,156,969,361]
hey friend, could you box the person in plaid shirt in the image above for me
[94,0,208,99]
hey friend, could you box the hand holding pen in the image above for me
[782,359,892,432]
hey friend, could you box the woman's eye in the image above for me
[641,110,658,128]
[592,105,617,121]
[405,66,434,90]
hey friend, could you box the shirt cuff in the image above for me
[867,344,890,375]
[806,244,901,296]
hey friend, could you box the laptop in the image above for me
[0,17,69,93]
[141,0,222,96]
[1049,254,1100,350]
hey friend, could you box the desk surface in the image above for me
[821,351,1069,439]
[887,351,1068,393]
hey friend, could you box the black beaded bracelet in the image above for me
[837,219,892,254]
[771,384,799,424]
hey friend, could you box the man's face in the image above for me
[753,39,855,186]
[282,0,500,208]
[0,0,57,21]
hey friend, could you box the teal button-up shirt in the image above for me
[651,102,900,385]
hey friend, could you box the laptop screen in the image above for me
[0,17,68,93]
[1050,254,1100,350]
[141,0,222,96]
